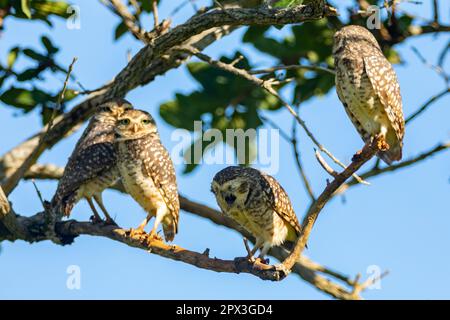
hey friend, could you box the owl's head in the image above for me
[211,166,255,211]
[114,109,158,141]
[94,98,133,122]
[332,25,381,55]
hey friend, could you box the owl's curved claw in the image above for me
[128,227,147,239]
[89,214,103,224]
[148,230,163,242]
[375,135,390,151]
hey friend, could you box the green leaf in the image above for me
[23,48,48,62]
[32,1,71,18]
[16,68,42,81]
[41,36,58,54]
[114,21,129,40]
[21,0,32,18]
[0,87,52,111]
[7,47,20,69]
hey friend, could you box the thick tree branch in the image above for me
[14,168,366,299]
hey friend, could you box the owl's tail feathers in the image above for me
[162,217,178,242]
[377,143,402,165]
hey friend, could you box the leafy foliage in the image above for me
[0,0,71,28]
[160,52,280,173]
[0,2,77,125]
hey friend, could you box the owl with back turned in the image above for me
[211,166,301,260]
[114,109,179,242]
[51,98,133,223]
[333,25,405,164]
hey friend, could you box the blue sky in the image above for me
[0,0,449,299]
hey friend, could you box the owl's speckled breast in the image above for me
[117,143,166,215]
[228,206,289,247]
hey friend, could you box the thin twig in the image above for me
[279,138,382,276]
[411,46,449,84]
[315,149,338,177]
[405,87,450,124]
[152,0,159,30]
[250,64,335,76]
[46,57,77,136]
[291,105,316,201]
[31,179,45,208]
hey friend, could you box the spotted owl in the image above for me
[211,166,301,259]
[114,109,179,242]
[333,25,405,164]
[51,98,133,223]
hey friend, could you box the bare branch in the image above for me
[339,141,450,193]
[279,138,381,276]
[405,87,450,124]
[249,64,335,76]
[11,164,372,299]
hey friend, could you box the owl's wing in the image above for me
[56,142,116,199]
[261,173,301,236]
[141,142,180,233]
[363,55,405,142]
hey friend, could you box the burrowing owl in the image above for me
[51,98,133,223]
[114,109,179,242]
[211,166,301,260]
[333,25,405,164]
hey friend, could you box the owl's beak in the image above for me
[132,123,139,133]
[224,193,236,206]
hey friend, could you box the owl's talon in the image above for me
[89,215,103,224]
[377,138,390,151]
[148,231,163,242]
[246,254,256,263]
[129,227,146,239]
[351,149,363,162]
[252,258,275,271]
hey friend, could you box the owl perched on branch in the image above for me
[114,109,179,242]
[211,166,301,260]
[51,98,133,223]
[333,25,405,164]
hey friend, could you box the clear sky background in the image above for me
[0,0,449,299]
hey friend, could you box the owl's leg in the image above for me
[246,238,264,262]
[258,242,272,263]
[376,125,390,151]
[148,207,165,241]
[86,197,102,224]
[93,194,116,225]
[130,213,153,237]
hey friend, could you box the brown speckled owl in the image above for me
[114,109,179,242]
[211,166,301,259]
[333,25,405,164]
[51,98,133,223]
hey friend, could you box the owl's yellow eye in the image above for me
[119,118,130,125]
[141,119,151,125]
